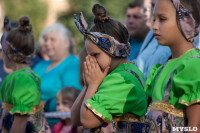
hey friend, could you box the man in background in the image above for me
[125,0,150,61]
[135,0,171,80]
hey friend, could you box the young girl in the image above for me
[143,0,200,132]
[51,87,81,133]
[0,16,49,133]
[71,4,147,132]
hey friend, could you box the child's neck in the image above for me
[170,40,194,59]
[12,63,30,71]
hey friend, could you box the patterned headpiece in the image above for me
[74,12,130,58]
[172,0,199,42]
[0,16,33,63]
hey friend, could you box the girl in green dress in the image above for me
[71,4,147,133]
[0,16,50,133]
[143,0,200,132]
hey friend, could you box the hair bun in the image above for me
[19,16,32,32]
[92,4,110,24]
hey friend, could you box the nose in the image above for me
[128,17,136,24]
[152,19,158,31]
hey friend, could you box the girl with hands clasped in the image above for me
[84,55,110,93]
[71,4,147,133]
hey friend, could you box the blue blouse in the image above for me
[33,54,82,103]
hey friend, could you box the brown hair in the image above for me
[89,4,130,72]
[57,87,80,104]
[90,4,129,45]
[128,0,144,9]
[180,0,200,25]
[7,16,34,60]
[79,47,87,86]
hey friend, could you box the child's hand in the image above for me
[84,55,110,90]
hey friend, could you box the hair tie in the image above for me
[74,12,130,58]
[172,0,199,42]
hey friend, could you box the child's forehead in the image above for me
[153,0,175,16]
[85,39,101,52]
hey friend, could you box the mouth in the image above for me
[154,33,160,39]
[128,26,136,30]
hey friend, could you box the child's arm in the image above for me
[80,84,104,128]
[80,55,110,128]
[10,114,28,133]
[186,103,200,132]
[71,85,88,126]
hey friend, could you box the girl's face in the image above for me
[85,39,112,71]
[152,0,183,46]
[56,95,72,119]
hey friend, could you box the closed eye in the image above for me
[91,53,99,57]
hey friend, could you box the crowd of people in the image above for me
[0,0,200,132]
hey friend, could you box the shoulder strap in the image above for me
[3,70,40,103]
[153,63,167,89]
[163,69,176,102]
[3,81,11,102]
[189,55,200,58]
[163,55,200,102]
[23,70,40,88]
[123,70,144,88]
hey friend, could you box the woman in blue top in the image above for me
[33,23,82,126]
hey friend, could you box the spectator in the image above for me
[125,0,150,61]
[135,0,171,80]
[30,33,50,68]
[51,87,81,133]
[33,23,82,126]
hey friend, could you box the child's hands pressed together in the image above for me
[84,55,110,90]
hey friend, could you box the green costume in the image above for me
[0,68,49,132]
[143,49,200,132]
[1,68,42,114]
[86,63,147,123]
[145,49,200,109]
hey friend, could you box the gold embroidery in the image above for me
[85,101,111,123]
[2,102,44,115]
[123,62,135,64]
[85,101,145,123]
[150,102,186,118]
[179,99,200,106]
[113,114,145,123]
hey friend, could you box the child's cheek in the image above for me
[63,106,71,112]
[56,105,62,112]
[96,58,104,70]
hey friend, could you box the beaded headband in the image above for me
[74,12,130,58]
[172,0,199,42]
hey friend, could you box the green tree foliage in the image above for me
[58,0,133,54]
[4,0,47,42]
